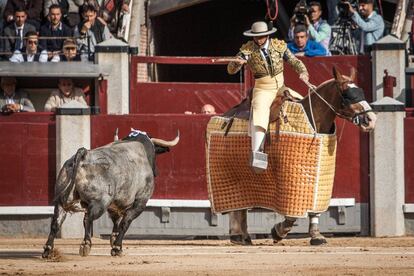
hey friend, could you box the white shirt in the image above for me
[9,49,49,63]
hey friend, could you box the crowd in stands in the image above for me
[287,0,384,57]
[0,0,130,62]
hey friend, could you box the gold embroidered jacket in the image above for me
[227,38,308,79]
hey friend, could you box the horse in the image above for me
[215,66,377,246]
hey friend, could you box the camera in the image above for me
[337,0,358,21]
[293,0,310,25]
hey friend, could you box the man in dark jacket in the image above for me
[3,0,42,30]
[40,4,73,56]
[2,8,36,55]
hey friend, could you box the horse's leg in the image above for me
[79,200,107,257]
[111,200,146,256]
[107,209,122,248]
[229,210,252,245]
[271,216,296,243]
[308,213,327,245]
[42,204,67,258]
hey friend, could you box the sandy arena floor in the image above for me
[0,237,414,275]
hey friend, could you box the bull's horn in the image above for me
[151,131,180,147]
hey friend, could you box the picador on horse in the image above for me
[206,21,377,246]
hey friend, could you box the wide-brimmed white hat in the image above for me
[243,21,277,37]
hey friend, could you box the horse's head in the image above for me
[332,66,377,132]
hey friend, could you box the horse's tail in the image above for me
[54,147,88,205]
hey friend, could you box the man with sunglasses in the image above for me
[9,31,48,62]
[289,1,331,55]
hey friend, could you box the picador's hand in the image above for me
[235,57,247,65]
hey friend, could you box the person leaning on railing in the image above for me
[50,38,82,62]
[44,78,87,112]
[0,77,35,114]
[9,31,48,62]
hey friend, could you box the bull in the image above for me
[42,129,179,258]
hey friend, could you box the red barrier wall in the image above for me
[0,113,56,206]
[91,114,369,202]
[405,111,414,203]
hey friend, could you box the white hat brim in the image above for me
[243,27,277,37]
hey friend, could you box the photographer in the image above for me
[289,1,331,55]
[344,0,384,54]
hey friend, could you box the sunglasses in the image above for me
[27,40,38,45]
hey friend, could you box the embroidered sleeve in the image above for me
[283,48,308,75]
[227,41,253,75]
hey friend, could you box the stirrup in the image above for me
[250,150,268,173]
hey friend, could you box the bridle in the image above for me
[303,79,372,128]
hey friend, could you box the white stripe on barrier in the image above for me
[403,204,414,213]
[0,198,356,215]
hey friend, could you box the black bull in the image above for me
[42,131,179,258]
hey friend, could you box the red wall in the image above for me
[0,114,56,206]
[405,111,414,203]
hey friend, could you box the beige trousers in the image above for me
[251,74,302,131]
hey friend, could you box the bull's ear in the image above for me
[333,66,344,82]
[350,67,356,82]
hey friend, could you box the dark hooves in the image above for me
[42,247,52,259]
[310,238,327,246]
[111,247,123,257]
[270,226,283,243]
[79,242,91,257]
[230,235,253,246]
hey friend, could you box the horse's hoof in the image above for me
[79,241,91,257]
[110,233,118,247]
[111,247,123,257]
[42,246,52,259]
[310,237,327,246]
[230,235,253,246]
[270,224,284,243]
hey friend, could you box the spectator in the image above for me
[0,77,35,114]
[288,25,327,57]
[2,8,36,55]
[44,78,87,112]
[0,0,6,29]
[9,31,48,62]
[43,0,84,28]
[201,104,216,114]
[3,0,42,30]
[40,4,73,58]
[51,38,82,62]
[98,0,131,35]
[289,2,331,55]
[327,0,339,25]
[344,0,384,54]
[74,3,112,60]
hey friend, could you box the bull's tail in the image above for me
[54,147,88,204]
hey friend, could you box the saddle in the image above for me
[221,86,300,136]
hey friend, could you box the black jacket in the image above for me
[39,21,73,52]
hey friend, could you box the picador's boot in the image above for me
[309,223,327,246]
[250,150,268,174]
[271,218,295,243]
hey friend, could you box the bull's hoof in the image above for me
[79,241,91,257]
[111,247,123,257]
[42,245,52,259]
[230,235,253,246]
[310,237,327,246]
